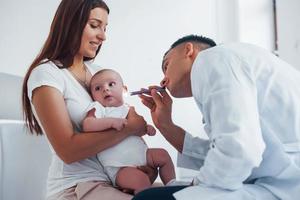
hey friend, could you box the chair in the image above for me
[0,72,51,200]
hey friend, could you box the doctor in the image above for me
[135,35,300,200]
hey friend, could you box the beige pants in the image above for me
[47,181,133,200]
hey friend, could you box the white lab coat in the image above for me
[173,43,300,200]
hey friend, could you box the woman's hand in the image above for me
[111,118,128,131]
[125,107,147,137]
[137,165,158,184]
[146,124,156,136]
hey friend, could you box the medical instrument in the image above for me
[130,87,165,96]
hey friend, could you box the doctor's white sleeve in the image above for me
[177,132,210,170]
[188,50,266,190]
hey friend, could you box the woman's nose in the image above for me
[97,28,106,41]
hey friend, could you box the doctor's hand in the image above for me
[139,88,173,130]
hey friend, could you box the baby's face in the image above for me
[90,71,125,107]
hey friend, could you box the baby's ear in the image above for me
[123,85,128,92]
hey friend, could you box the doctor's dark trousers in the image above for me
[132,186,187,200]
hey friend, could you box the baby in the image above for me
[82,69,176,194]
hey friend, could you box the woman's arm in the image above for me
[82,109,127,132]
[32,86,146,164]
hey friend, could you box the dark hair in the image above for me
[161,35,216,70]
[22,0,110,135]
[170,34,216,49]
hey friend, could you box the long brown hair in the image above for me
[22,0,109,135]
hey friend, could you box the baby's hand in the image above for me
[146,124,156,136]
[111,119,128,131]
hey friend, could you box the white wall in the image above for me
[276,0,300,69]
[235,0,300,70]
[0,0,61,76]
[237,0,275,51]
[213,0,274,50]
[213,0,240,43]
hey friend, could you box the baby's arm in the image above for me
[82,108,127,132]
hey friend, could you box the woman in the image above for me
[22,0,152,199]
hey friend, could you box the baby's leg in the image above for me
[116,167,151,195]
[146,148,176,185]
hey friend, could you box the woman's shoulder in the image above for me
[31,61,63,76]
[29,61,67,85]
[27,61,66,98]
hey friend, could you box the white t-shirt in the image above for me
[27,61,109,198]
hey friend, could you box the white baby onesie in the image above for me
[86,101,148,185]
